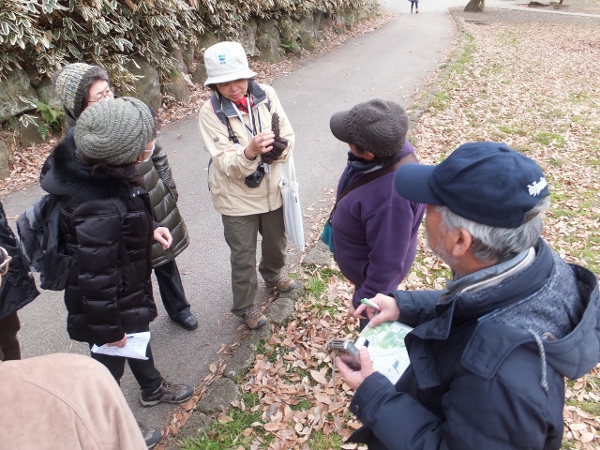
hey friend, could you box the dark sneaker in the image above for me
[242,307,267,329]
[138,423,161,449]
[140,379,194,407]
[171,312,198,331]
[265,277,296,292]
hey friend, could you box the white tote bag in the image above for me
[279,154,305,252]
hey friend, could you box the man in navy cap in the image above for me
[336,142,600,450]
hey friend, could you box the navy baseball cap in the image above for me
[394,142,550,228]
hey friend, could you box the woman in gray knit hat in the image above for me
[40,98,193,448]
[52,63,198,332]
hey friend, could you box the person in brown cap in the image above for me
[40,97,194,448]
[327,99,424,329]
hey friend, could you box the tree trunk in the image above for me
[464,0,485,12]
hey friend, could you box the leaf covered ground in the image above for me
[177,6,600,450]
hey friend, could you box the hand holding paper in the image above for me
[91,332,150,360]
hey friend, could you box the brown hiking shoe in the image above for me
[243,307,267,329]
[140,379,194,407]
[265,277,296,292]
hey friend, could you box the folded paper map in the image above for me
[355,321,413,384]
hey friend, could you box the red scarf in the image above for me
[235,96,254,113]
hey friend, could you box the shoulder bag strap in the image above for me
[326,153,418,225]
[336,152,418,204]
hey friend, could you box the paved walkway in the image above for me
[0,0,496,433]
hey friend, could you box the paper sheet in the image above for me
[91,332,150,360]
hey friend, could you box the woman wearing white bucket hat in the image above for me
[198,41,296,330]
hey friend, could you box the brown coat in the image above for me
[0,353,146,450]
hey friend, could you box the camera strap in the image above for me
[332,356,339,403]
[231,95,263,139]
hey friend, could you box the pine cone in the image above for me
[271,112,280,139]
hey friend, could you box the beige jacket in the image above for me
[0,354,146,450]
[199,83,295,216]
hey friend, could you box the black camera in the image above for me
[244,162,265,188]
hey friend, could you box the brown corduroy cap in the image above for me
[330,99,409,158]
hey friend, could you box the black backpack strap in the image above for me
[210,93,239,144]
[110,199,131,267]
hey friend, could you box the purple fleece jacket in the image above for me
[331,142,424,309]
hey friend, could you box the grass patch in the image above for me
[180,392,273,450]
[308,431,345,450]
[305,275,328,296]
[567,92,590,103]
[451,33,476,74]
[532,131,566,147]
[565,398,600,416]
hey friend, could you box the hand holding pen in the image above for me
[355,294,401,328]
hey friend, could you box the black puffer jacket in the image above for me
[0,202,39,320]
[135,141,189,267]
[40,131,157,346]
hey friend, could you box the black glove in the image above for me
[261,136,288,164]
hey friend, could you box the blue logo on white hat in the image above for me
[218,54,226,65]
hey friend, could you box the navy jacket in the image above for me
[0,202,39,320]
[348,240,600,450]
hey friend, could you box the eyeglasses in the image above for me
[88,87,114,103]
[0,247,12,276]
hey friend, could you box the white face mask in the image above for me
[138,142,154,164]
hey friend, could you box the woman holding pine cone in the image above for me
[198,41,296,330]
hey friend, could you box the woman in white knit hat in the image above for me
[198,41,296,330]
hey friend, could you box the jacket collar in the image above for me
[219,80,267,118]
[41,129,134,202]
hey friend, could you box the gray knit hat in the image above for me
[330,99,409,158]
[74,97,154,166]
[54,63,110,119]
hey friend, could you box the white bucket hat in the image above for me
[204,41,257,86]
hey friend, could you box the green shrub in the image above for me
[0,0,376,91]
[35,101,64,140]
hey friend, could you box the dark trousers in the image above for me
[154,258,190,319]
[0,312,21,361]
[90,341,162,395]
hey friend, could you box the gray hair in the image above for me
[436,196,550,263]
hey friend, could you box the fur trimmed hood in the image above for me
[40,128,133,202]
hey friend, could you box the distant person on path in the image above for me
[409,0,419,13]
[40,98,194,447]
[337,143,600,450]
[0,248,148,450]
[53,63,198,331]
[0,201,39,361]
[198,41,296,330]
[328,100,424,329]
